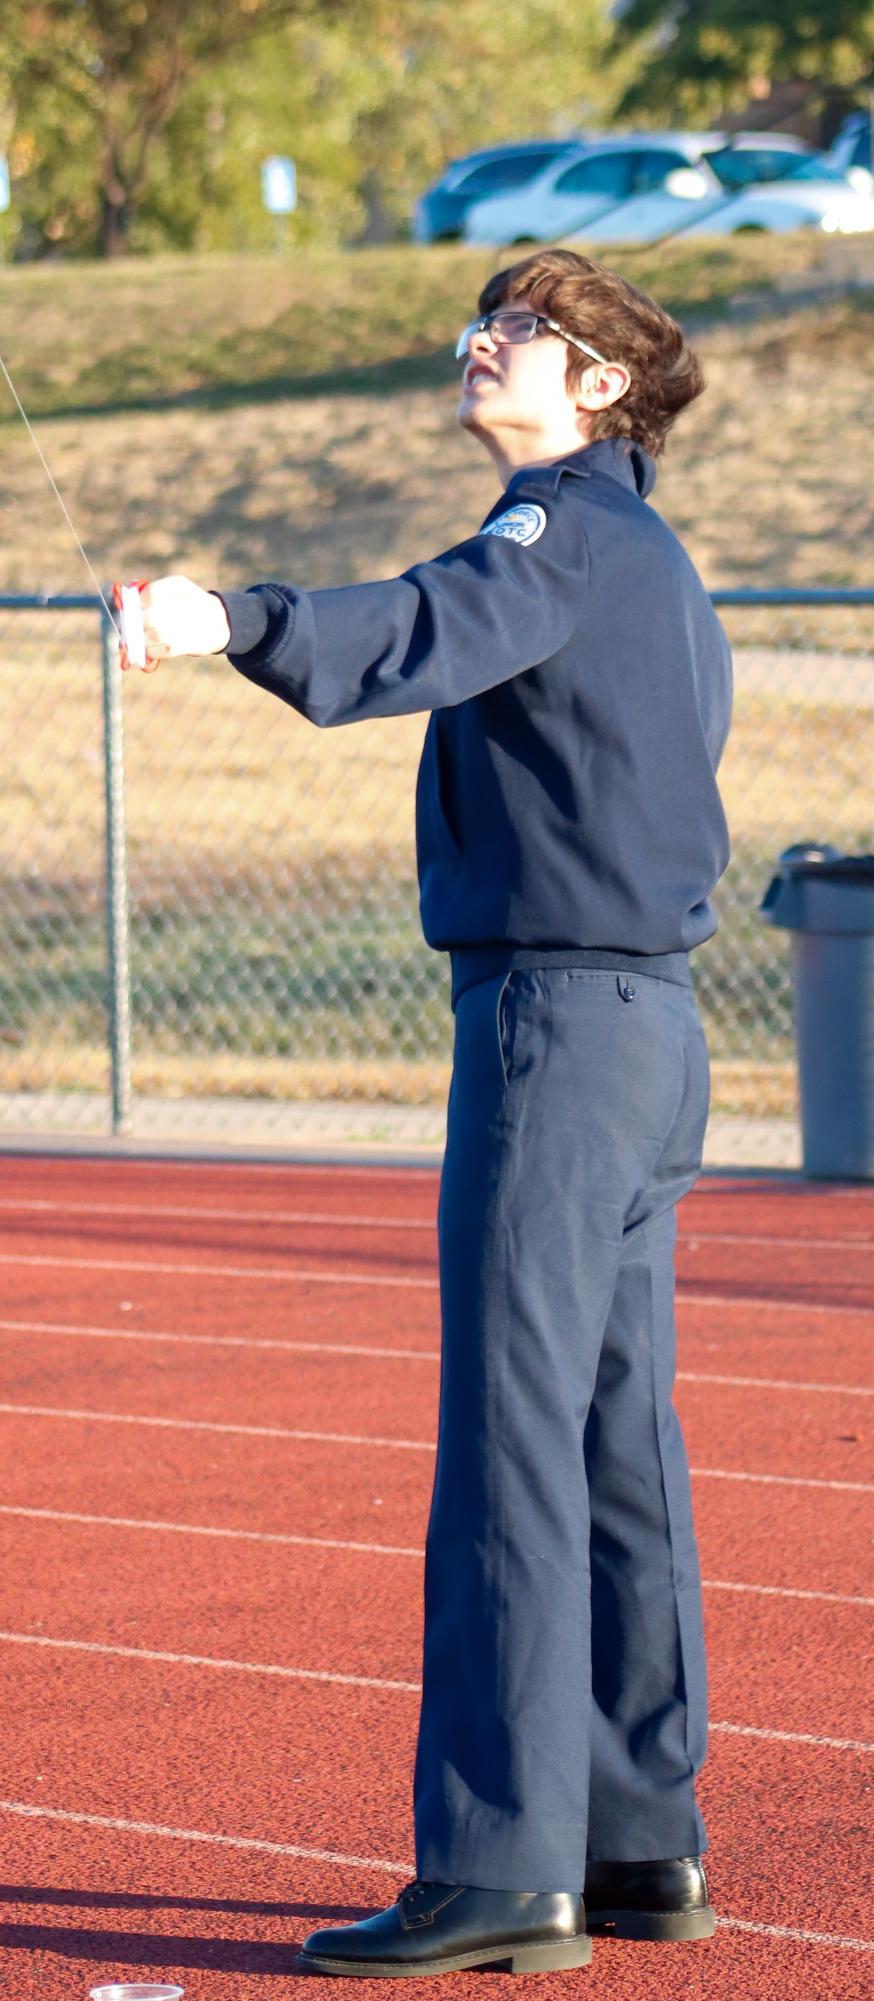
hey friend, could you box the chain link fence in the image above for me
[1,589,872,1161]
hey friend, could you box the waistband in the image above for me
[450,944,694,1008]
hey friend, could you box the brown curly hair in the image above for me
[477,248,704,459]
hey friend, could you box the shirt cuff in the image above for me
[210,588,270,656]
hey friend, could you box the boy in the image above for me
[140,249,732,1977]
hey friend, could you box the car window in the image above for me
[553,152,632,197]
[707,146,816,189]
[783,155,851,182]
[460,151,572,193]
[631,149,700,193]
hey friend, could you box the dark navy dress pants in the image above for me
[413,966,711,1891]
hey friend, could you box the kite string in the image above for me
[0,348,116,624]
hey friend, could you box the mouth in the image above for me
[463,363,499,391]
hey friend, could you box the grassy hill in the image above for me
[0,234,871,599]
[0,234,844,421]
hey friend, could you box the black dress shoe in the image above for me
[299,1878,593,1977]
[584,1855,716,1940]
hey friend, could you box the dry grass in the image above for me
[0,1036,797,1118]
[0,236,829,421]
[656,294,874,590]
[1,293,870,606]
[2,650,870,883]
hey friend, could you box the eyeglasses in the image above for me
[455,309,608,367]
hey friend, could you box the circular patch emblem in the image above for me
[480,502,547,547]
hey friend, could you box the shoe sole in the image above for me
[298,1934,593,1977]
[586,1905,717,1941]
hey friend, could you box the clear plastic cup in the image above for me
[89,1987,184,2001]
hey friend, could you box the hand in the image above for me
[139,576,231,661]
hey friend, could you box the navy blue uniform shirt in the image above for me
[216,436,732,1001]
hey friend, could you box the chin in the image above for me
[457,400,491,438]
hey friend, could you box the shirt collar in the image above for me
[508,436,656,500]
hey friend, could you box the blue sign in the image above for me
[0,158,9,214]
[261,156,297,215]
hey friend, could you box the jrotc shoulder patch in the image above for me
[480,502,546,547]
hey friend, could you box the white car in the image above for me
[461,133,724,245]
[461,131,874,247]
[574,145,874,244]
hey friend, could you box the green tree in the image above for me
[6,0,338,256]
[612,0,874,120]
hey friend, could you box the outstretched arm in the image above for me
[139,494,589,724]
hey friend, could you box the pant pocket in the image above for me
[495,969,520,1092]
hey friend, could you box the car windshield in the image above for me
[707,146,845,188]
[456,150,575,193]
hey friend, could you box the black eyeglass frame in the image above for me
[455,309,609,367]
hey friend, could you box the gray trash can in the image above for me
[760,843,874,1179]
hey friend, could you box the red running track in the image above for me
[0,1154,872,2001]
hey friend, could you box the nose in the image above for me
[467,322,498,359]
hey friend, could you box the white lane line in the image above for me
[0,1798,410,1875]
[0,1402,433,1451]
[682,1232,874,1252]
[4,1319,874,1408]
[0,1317,438,1365]
[0,1402,871,1490]
[0,1252,437,1289]
[0,1197,435,1233]
[710,1720,873,1754]
[2,1250,873,1317]
[2,1315,867,1398]
[2,1505,871,1608]
[691,1466,873,1493]
[0,1798,869,1952]
[703,1578,874,1609]
[0,1629,420,1692]
[677,1369,874,1398]
[5,1197,873,1257]
[680,1291,874,1318]
[1,1633,871,1755]
[0,1504,424,1559]
[715,1914,874,1953]
[2,1317,873,1398]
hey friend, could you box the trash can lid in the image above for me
[778,841,842,868]
[787,854,874,884]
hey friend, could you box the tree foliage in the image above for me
[5,0,337,254]
[612,0,874,120]
[3,0,634,257]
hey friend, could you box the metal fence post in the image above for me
[99,602,133,1134]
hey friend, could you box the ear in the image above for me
[576,362,631,412]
